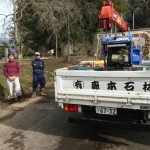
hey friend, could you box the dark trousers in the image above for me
[33,74,45,89]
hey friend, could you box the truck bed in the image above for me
[55,66,150,110]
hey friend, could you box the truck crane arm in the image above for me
[99,0,129,32]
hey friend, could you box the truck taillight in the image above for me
[64,104,78,112]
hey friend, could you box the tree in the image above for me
[18,0,139,59]
[1,0,33,59]
[18,0,102,59]
[12,0,33,59]
[125,0,150,29]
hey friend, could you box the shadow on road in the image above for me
[1,89,150,149]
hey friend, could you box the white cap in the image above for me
[35,52,40,56]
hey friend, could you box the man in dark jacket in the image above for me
[31,52,46,97]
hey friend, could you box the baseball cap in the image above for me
[8,52,15,58]
[35,52,40,56]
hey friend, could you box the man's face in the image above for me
[9,55,14,61]
[35,55,40,59]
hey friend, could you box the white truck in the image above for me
[54,32,150,124]
[55,64,150,124]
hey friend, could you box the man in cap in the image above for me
[3,52,22,103]
[31,52,46,97]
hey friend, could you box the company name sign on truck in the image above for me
[72,79,150,92]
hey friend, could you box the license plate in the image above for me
[96,107,117,115]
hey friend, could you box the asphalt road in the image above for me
[0,90,150,150]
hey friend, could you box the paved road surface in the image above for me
[0,90,150,150]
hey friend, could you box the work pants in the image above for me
[7,77,22,98]
[33,74,45,89]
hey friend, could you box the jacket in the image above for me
[32,59,45,75]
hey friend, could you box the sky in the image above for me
[0,0,13,39]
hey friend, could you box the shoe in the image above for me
[31,89,36,98]
[40,92,47,96]
[9,97,15,104]
[18,95,24,102]
[40,88,46,96]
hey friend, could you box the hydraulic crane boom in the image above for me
[99,0,129,32]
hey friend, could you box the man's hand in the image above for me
[9,76,17,81]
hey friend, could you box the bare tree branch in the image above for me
[0,14,13,27]
[17,1,32,21]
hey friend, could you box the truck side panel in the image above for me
[55,69,150,110]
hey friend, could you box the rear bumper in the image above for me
[57,93,150,110]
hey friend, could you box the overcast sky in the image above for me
[0,0,13,39]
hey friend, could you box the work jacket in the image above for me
[32,59,45,75]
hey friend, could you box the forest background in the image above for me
[12,0,150,57]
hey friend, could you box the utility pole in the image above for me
[68,15,71,62]
[56,34,58,58]
[133,13,135,30]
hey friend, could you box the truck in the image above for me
[55,0,150,124]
